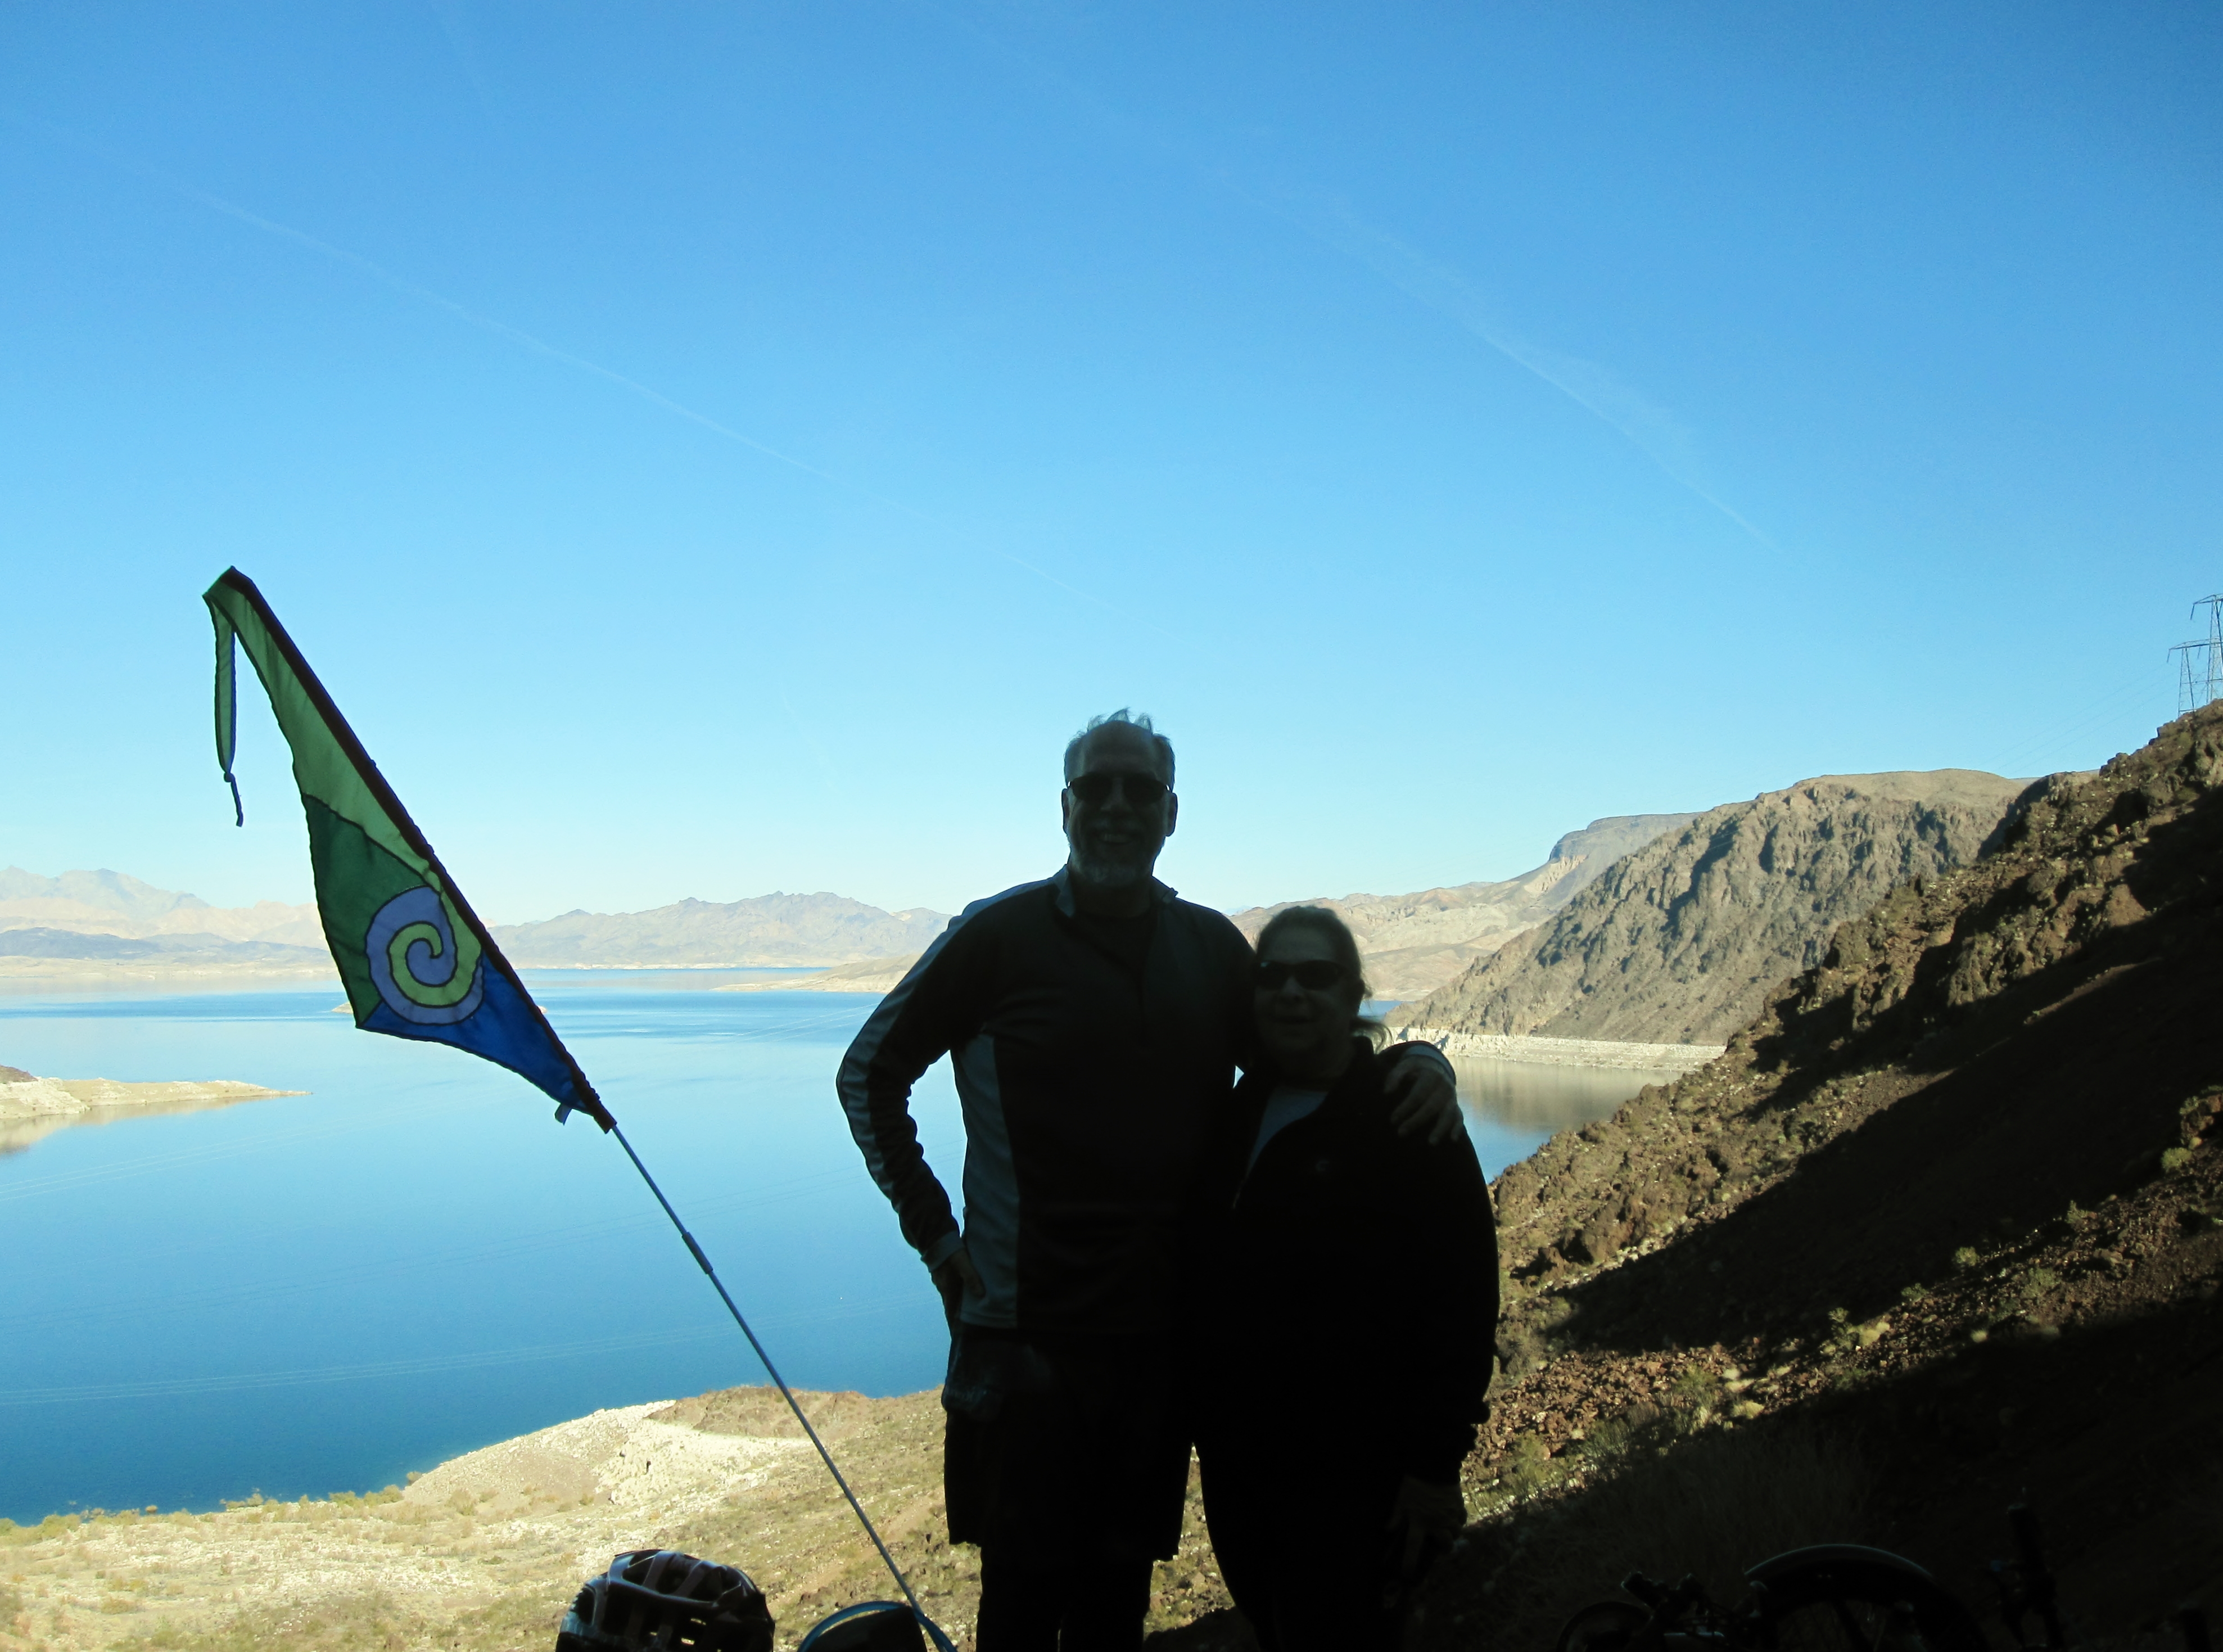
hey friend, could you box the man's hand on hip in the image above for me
[1384,1045,1463,1143]
[932,1245,983,1328]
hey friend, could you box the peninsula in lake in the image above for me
[0,1063,304,1155]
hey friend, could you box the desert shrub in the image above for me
[1670,1365,1718,1407]
[2161,1148,2192,1173]
[1953,1245,1981,1269]
[1495,1434,1556,1501]
[1496,1323,1548,1380]
[2020,1267,2059,1302]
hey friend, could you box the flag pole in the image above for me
[205,568,945,1643]
[603,1122,943,1641]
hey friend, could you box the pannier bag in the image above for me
[556,1549,775,1652]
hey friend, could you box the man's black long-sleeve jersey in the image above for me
[837,868,1255,1337]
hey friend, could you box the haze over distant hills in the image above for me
[1231,814,1699,1000]
[0,867,324,947]
[0,870,953,978]
[0,866,331,977]
[1398,769,2033,1046]
[490,893,952,969]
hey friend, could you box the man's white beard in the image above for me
[1069,843,1155,890]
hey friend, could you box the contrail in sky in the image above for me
[6,110,1186,634]
[1246,188,1779,549]
[154,167,853,490]
[0,110,869,491]
[916,0,1775,547]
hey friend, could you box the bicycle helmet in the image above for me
[555,1549,774,1652]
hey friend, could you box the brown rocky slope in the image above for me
[1233,813,1697,1001]
[1400,770,2030,1046]
[1381,707,2223,1651]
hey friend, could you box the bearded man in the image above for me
[839,711,1459,1652]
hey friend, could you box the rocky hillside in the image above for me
[1398,770,2028,1045]
[1405,707,2223,1650]
[491,893,950,968]
[1232,813,1696,1000]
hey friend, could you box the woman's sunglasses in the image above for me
[1067,772,1170,807]
[1254,959,1347,990]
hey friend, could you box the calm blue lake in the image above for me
[0,975,1661,1523]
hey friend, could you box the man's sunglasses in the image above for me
[1067,772,1169,807]
[1254,959,1347,991]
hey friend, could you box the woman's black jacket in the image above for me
[1190,1038,1499,1484]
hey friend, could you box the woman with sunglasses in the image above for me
[1191,905,1498,1652]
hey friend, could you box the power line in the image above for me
[2170,594,2223,714]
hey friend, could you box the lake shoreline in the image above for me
[1393,1026,1724,1074]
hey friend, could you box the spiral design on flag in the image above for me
[365,886,485,1025]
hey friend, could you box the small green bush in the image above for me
[1953,1245,1981,1269]
[2161,1147,2193,1173]
[1501,1433,1556,1498]
[1670,1365,1718,1406]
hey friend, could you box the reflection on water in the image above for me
[1455,1057,1683,1180]
[0,1093,279,1158]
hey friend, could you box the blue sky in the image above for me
[4,3,2219,922]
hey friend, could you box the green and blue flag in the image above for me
[204,567,612,1130]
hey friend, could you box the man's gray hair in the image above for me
[1064,709,1176,785]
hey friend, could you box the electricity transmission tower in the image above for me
[2172,594,2223,714]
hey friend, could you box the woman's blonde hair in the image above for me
[1253,905,1389,1049]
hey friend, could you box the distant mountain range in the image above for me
[4,766,2034,1009]
[489,893,951,969]
[1230,814,1700,1000]
[0,869,953,978]
[0,867,331,974]
[1397,769,2032,1046]
[0,866,324,946]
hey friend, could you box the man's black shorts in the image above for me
[942,1328,1190,1565]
